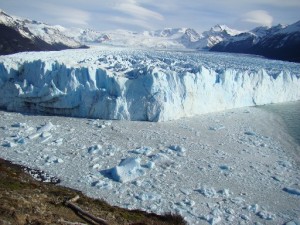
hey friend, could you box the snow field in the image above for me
[0,47,299,122]
[0,107,299,224]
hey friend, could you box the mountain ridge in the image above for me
[1,9,299,62]
[210,21,300,62]
[73,25,241,50]
[0,9,87,55]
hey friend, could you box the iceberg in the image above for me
[110,157,145,183]
[0,47,299,121]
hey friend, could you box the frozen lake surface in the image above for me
[261,101,300,146]
[0,105,299,224]
[0,47,299,224]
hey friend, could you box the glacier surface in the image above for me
[0,46,299,121]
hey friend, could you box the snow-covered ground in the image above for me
[0,46,299,122]
[0,106,299,224]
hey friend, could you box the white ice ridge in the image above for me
[0,47,300,122]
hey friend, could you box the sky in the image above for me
[0,0,300,32]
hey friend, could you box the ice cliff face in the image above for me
[0,47,299,122]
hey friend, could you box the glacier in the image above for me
[0,46,299,122]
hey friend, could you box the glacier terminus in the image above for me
[0,46,299,122]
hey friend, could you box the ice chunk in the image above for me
[41,136,52,143]
[169,145,186,153]
[11,122,27,128]
[130,146,153,156]
[56,158,64,163]
[209,125,225,131]
[283,187,300,196]
[25,127,35,133]
[92,163,101,169]
[88,145,102,154]
[149,153,174,168]
[143,161,155,169]
[54,138,64,145]
[2,141,17,148]
[241,214,250,221]
[180,189,192,195]
[278,160,292,168]
[41,132,52,138]
[247,204,259,213]
[110,157,145,183]
[38,122,54,133]
[132,180,143,187]
[218,189,230,198]
[219,165,230,171]
[136,192,159,201]
[209,216,222,225]
[150,153,171,163]
[45,156,63,164]
[16,137,26,144]
[256,211,276,220]
[272,176,283,182]
[92,180,112,190]
[211,208,222,217]
[244,131,256,136]
[225,208,235,215]
[28,132,41,140]
[197,186,218,198]
[230,197,245,205]
[103,121,112,126]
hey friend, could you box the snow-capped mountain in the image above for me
[64,28,111,43]
[0,9,242,54]
[211,22,300,62]
[0,10,85,55]
[154,25,242,49]
[150,27,188,38]
[2,9,298,62]
[148,27,203,48]
[66,26,241,50]
[76,28,191,49]
[193,24,242,49]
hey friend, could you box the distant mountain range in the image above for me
[0,9,299,62]
[69,25,242,50]
[210,22,300,62]
[0,9,86,55]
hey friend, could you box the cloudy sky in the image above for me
[1,0,300,32]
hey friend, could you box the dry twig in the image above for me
[58,218,88,225]
[65,195,109,225]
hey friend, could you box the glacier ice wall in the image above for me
[0,48,299,121]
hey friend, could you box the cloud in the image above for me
[1,0,300,31]
[107,16,154,30]
[107,0,164,29]
[116,2,164,21]
[35,2,91,26]
[249,0,300,7]
[242,10,273,27]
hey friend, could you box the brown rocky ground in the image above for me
[0,158,186,225]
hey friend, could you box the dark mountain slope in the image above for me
[0,10,87,55]
[211,21,300,63]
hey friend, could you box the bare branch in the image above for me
[65,196,109,225]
